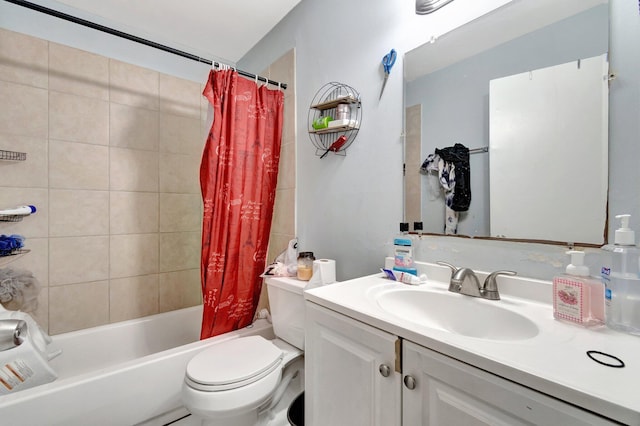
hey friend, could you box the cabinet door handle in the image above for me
[403,375,416,390]
[379,364,391,377]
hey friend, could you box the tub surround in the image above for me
[304,260,640,425]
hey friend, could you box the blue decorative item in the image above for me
[379,49,397,100]
[0,235,25,256]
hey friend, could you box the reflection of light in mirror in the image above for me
[405,0,607,81]
[405,0,512,54]
[416,0,455,15]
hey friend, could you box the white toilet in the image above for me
[182,277,306,426]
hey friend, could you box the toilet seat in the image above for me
[185,336,283,392]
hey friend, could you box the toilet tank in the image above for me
[265,277,307,350]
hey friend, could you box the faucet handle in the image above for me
[483,270,517,300]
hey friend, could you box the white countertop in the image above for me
[303,262,640,425]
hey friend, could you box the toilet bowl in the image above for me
[182,277,306,426]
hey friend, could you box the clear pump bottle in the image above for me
[601,214,640,334]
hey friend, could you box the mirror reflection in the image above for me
[404,0,609,244]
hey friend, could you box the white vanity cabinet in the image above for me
[305,302,401,426]
[306,301,618,426]
[402,340,616,425]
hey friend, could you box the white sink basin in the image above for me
[376,288,539,341]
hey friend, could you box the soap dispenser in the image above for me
[553,250,604,326]
[601,214,640,334]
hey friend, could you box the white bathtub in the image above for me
[0,305,275,426]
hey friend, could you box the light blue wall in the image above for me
[241,0,639,281]
[239,0,517,280]
[406,5,608,236]
[609,0,640,238]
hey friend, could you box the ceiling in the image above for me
[50,0,301,63]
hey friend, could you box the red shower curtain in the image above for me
[200,69,284,339]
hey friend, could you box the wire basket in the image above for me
[0,214,25,223]
[308,82,361,157]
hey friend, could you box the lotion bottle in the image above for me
[553,250,604,326]
[601,214,640,334]
[0,205,36,216]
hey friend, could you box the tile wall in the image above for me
[0,28,204,334]
[0,28,296,334]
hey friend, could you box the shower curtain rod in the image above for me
[3,0,287,89]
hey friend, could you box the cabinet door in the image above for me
[305,302,401,426]
[402,340,616,426]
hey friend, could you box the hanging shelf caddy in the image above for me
[0,149,32,266]
[0,249,31,267]
[307,82,361,157]
[0,150,26,161]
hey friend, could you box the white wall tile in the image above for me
[159,269,201,312]
[109,274,159,322]
[110,191,159,234]
[49,281,109,334]
[49,236,109,286]
[110,59,159,110]
[110,147,159,192]
[0,81,47,138]
[0,28,48,88]
[159,73,201,118]
[49,42,109,100]
[159,193,202,232]
[49,189,109,237]
[49,140,109,190]
[110,233,159,278]
[159,231,200,272]
[159,153,200,193]
[49,92,109,145]
[110,103,159,151]
[159,113,203,155]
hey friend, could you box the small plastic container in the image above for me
[336,103,350,120]
[297,252,315,281]
[312,116,332,130]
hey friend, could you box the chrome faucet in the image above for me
[437,262,516,300]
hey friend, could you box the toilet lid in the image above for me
[186,336,283,390]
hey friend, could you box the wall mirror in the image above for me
[403,0,609,245]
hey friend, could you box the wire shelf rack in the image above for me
[0,150,27,161]
[308,82,361,157]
